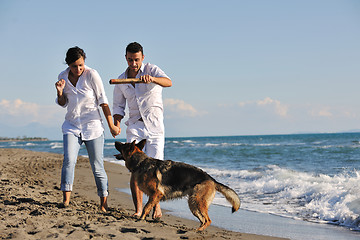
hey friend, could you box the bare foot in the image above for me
[132,212,141,218]
[100,205,107,212]
[59,202,69,208]
[100,196,108,212]
[62,191,71,208]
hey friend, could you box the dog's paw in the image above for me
[152,216,162,222]
[135,218,145,222]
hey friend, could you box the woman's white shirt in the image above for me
[56,66,108,141]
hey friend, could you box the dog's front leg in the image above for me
[140,192,163,220]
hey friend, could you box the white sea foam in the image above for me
[188,141,309,148]
[204,165,360,230]
[253,143,282,146]
[10,142,23,147]
[204,142,248,147]
[50,142,63,149]
[25,142,37,146]
[205,143,219,147]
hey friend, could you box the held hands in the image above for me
[101,104,121,138]
[110,125,121,138]
[110,119,121,138]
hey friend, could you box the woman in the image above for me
[55,46,119,212]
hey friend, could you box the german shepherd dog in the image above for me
[114,140,241,231]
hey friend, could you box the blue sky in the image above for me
[1,0,359,140]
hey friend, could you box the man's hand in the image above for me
[139,75,154,83]
[139,75,172,87]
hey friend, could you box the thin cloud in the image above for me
[0,99,39,116]
[164,98,205,118]
[237,98,360,121]
[257,97,288,117]
[310,108,333,117]
[0,99,64,126]
[238,97,289,117]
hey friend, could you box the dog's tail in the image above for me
[215,181,241,213]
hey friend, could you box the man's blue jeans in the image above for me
[61,133,108,197]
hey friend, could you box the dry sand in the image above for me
[0,148,287,239]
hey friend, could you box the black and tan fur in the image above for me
[114,139,241,231]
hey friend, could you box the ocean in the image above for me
[1,133,360,239]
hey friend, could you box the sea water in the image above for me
[2,133,360,239]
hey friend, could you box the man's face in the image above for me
[126,51,144,74]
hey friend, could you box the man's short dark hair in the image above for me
[126,42,143,55]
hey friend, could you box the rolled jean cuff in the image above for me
[61,183,72,192]
[98,190,109,197]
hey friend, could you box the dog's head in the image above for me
[114,139,146,171]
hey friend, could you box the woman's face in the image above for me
[69,57,85,77]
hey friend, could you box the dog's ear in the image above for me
[130,140,136,152]
[115,141,123,152]
[137,139,146,150]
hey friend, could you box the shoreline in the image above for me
[116,187,360,240]
[0,148,286,239]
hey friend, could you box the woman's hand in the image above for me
[55,79,67,106]
[55,79,66,94]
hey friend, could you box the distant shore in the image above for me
[0,137,48,142]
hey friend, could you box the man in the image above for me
[113,42,172,219]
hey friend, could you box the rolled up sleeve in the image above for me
[55,96,68,107]
[91,70,109,106]
[113,85,126,116]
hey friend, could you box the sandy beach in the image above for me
[0,148,287,239]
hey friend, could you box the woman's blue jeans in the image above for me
[61,133,108,197]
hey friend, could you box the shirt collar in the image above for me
[125,63,145,78]
[139,63,145,73]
